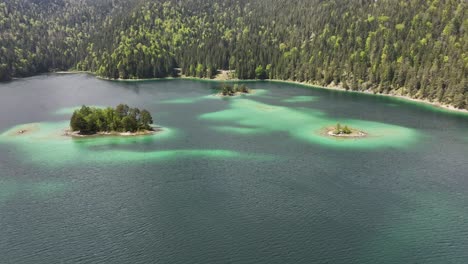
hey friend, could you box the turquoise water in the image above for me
[0,74,467,263]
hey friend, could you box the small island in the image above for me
[326,123,367,138]
[67,104,156,136]
[218,83,251,96]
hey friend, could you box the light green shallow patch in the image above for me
[282,95,318,103]
[0,121,177,145]
[54,105,105,115]
[0,121,272,166]
[200,99,421,149]
[211,126,269,135]
[160,89,268,104]
[160,97,203,104]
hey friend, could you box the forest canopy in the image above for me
[70,104,153,134]
[1,0,467,109]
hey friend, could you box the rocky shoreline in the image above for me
[214,90,254,97]
[323,126,367,139]
[63,128,160,137]
[52,71,467,114]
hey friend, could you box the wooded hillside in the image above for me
[1,0,466,108]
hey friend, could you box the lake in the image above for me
[0,74,467,263]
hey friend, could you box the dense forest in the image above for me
[70,104,153,134]
[1,0,467,109]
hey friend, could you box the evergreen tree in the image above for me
[70,105,154,134]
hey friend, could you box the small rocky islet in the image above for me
[325,123,367,138]
[217,83,252,97]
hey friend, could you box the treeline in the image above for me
[0,0,139,80]
[70,104,153,134]
[1,0,467,109]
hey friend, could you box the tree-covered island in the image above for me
[69,104,155,136]
[219,84,251,97]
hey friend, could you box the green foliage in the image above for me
[255,65,266,80]
[342,126,352,134]
[0,64,10,81]
[70,104,153,134]
[334,123,342,134]
[220,84,250,96]
[139,110,153,130]
[334,123,352,134]
[1,0,467,109]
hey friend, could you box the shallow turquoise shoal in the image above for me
[160,89,269,104]
[282,95,318,103]
[200,99,421,149]
[0,121,272,167]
